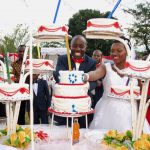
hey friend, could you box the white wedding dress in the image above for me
[90,63,150,132]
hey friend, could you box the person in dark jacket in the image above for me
[53,35,97,128]
[32,74,51,124]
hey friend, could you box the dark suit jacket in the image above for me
[53,54,97,92]
[33,79,51,111]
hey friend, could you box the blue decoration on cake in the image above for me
[68,73,78,84]
[72,104,77,112]
[82,74,84,82]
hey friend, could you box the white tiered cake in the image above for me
[83,18,124,38]
[51,71,92,113]
[115,60,150,79]
[109,85,140,99]
[0,83,30,101]
[33,25,72,41]
[25,59,54,73]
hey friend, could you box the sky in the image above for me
[0,0,146,37]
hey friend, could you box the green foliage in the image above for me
[68,9,114,56]
[124,1,150,55]
[41,41,66,48]
[125,130,132,140]
[0,24,29,53]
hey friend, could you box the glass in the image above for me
[0,117,7,129]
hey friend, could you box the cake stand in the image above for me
[48,107,95,147]
[0,59,30,136]
[113,59,150,140]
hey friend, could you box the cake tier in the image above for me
[0,83,30,101]
[54,83,89,97]
[109,85,140,99]
[83,18,124,38]
[0,74,14,83]
[33,25,71,41]
[25,59,54,73]
[52,96,91,113]
[117,60,150,79]
[59,71,84,84]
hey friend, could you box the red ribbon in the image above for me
[53,95,89,99]
[0,77,5,81]
[0,87,29,96]
[36,131,48,141]
[72,57,84,64]
[125,62,150,72]
[87,21,121,29]
[38,25,68,33]
[111,88,140,96]
[26,61,54,69]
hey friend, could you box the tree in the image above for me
[0,24,29,53]
[124,2,150,55]
[41,41,66,48]
[68,9,114,56]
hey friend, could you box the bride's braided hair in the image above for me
[120,36,131,50]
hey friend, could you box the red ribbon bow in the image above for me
[72,57,84,64]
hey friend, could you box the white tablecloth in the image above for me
[33,125,90,150]
[1,124,106,150]
[0,144,17,150]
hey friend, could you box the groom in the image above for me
[53,35,97,128]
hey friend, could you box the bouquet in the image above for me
[3,125,32,149]
[102,130,150,150]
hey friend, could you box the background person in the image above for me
[92,50,104,107]
[27,74,51,124]
[11,45,26,125]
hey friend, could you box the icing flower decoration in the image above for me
[68,73,77,84]
[35,131,48,141]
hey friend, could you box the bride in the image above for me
[85,38,150,132]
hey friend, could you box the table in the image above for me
[1,124,106,150]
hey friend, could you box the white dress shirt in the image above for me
[75,63,80,71]
[33,83,38,96]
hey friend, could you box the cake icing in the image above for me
[51,71,92,113]
[109,85,140,99]
[25,59,54,73]
[83,18,124,38]
[120,60,150,78]
[59,70,84,84]
[33,25,71,40]
[52,96,91,113]
[54,83,89,97]
[0,83,30,101]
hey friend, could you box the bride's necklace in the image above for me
[113,64,130,85]
[113,64,125,71]
[112,64,125,78]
